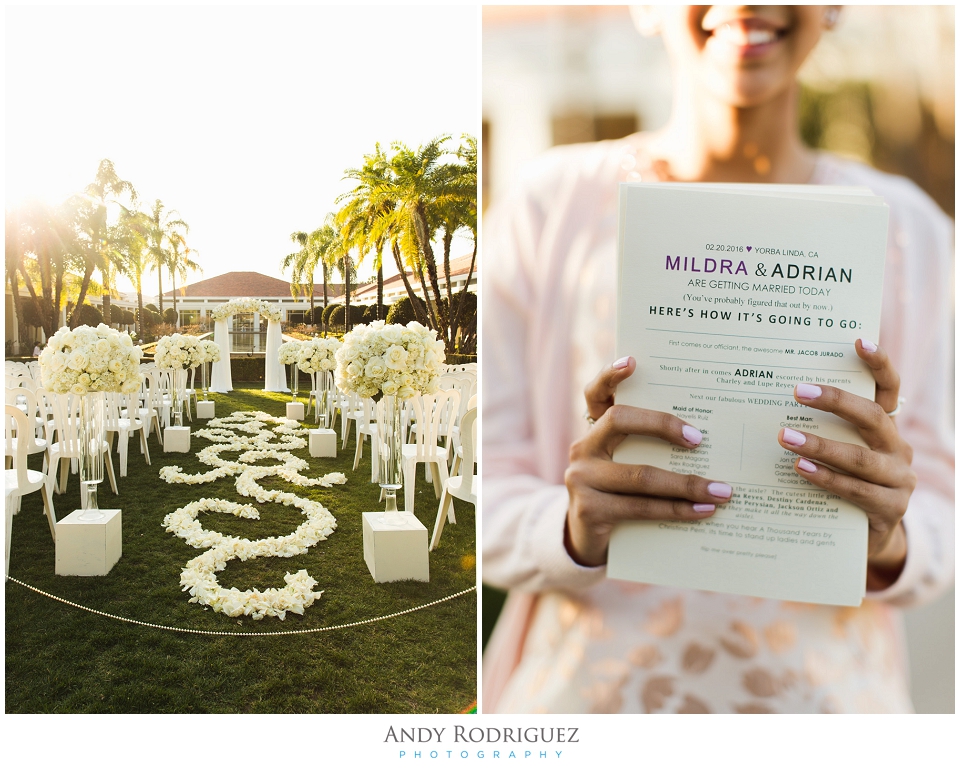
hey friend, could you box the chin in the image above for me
[702,69,793,109]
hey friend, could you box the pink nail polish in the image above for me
[859,339,878,352]
[796,383,822,400]
[781,428,806,447]
[693,504,716,513]
[682,425,703,445]
[797,458,817,473]
[707,482,732,499]
[613,356,631,369]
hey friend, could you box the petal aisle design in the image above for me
[160,411,347,620]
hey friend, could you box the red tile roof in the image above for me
[164,272,344,299]
[353,254,478,301]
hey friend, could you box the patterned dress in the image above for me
[482,139,955,714]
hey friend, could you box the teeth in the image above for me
[713,22,777,46]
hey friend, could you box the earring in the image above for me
[823,7,839,29]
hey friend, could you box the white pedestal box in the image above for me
[55,509,122,576]
[196,401,215,419]
[362,512,429,583]
[309,428,337,458]
[163,426,191,453]
[285,402,305,421]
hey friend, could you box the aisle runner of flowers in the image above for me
[160,411,346,620]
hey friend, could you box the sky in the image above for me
[5,4,479,297]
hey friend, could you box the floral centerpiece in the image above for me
[197,340,221,400]
[211,299,282,323]
[296,337,342,374]
[39,324,143,514]
[39,324,142,395]
[335,321,445,521]
[278,340,303,401]
[155,333,203,427]
[278,340,302,365]
[154,333,203,371]
[334,321,444,401]
[297,338,341,425]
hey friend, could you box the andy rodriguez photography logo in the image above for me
[384,725,579,760]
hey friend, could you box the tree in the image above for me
[143,200,188,316]
[338,146,394,320]
[70,159,138,328]
[116,208,152,339]
[167,231,201,324]
[10,198,81,338]
[343,136,477,352]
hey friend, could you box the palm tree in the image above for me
[71,159,137,327]
[282,230,315,319]
[315,214,355,332]
[167,232,201,325]
[143,199,188,316]
[337,146,394,320]
[117,208,153,338]
[12,198,79,337]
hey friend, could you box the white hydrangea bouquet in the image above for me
[278,340,302,365]
[39,324,143,394]
[155,333,204,426]
[197,340,221,400]
[297,337,342,426]
[296,338,341,374]
[154,333,203,370]
[335,321,444,400]
[199,339,221,364]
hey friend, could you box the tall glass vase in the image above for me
[201,359,208,401]
[290,364,299,402]
[173,368,187,427]
[378,394,405,525]
[317,370,330,427]
[78,391,106,520]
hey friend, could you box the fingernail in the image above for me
[796,383,822,400]
[859,339,878,352]
[612,356,631,369]
[797,458,817,473]
[781,428,806,447]
[682,425,703,445]
[693,504,716,513]
[707,482,732,499]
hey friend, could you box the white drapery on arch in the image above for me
[208,299,287,393]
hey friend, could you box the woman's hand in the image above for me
[777,339,915,590]
[564,356,734,567]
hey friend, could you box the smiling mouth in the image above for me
[713,23,784,46]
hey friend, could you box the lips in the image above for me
[702,16,788,58]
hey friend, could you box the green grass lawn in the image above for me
[5,386,477,713]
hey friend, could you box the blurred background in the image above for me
[481,5,954,714]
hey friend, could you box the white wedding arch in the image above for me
[209,299,287,393]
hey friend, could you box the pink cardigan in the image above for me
[482,141,954,713]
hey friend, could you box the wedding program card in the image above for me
[608,183,889,606]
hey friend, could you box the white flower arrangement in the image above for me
[160,411,347,620]
[210,298,282,323]
[198,339,222,364]
[154,333,203,370]
[39,324,143,395]
[296,337,342,374]
[335,321,445,400]
[278,340,302,365]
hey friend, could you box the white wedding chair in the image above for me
[4,388,48,472]
[430,406,476,551]
[139,370,166,445]
[352,397,379,480]
[402,389,460,517]
[42,391,119,499]
[5,405,57,575]
[339,391,362,449]
[106,392,150,476]
[450,393,478,478]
